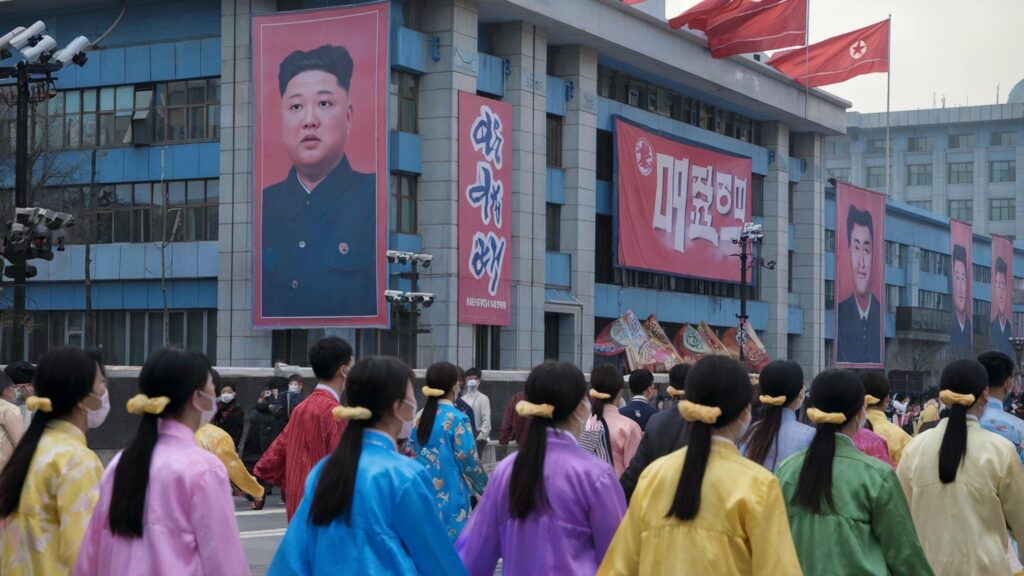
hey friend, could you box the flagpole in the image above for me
[885,14,892,197]
[803,0,810,117]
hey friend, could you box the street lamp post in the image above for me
[732,222,775,362]
[385,250,435,366]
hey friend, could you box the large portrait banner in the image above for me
[990,235,1014,356]
[614,116,752,283]
[458,92,513,326]
[949,219,973,357]
[252,3,389,328]
[834,182,885,368]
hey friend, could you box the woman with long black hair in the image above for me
[270,356,465,575]
[598,355,800,575]
[775,369,931,575]
[739,360,813,471]
[75,348,248,575]
[456,361,626,575]
[584,364,641,478]
[406,361,487,542]
[898,359,1024,576]
[0,348,107,574]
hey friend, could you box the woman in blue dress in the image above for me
[269,356,466,575]
[407,361,488,541]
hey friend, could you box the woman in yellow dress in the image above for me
[598,355,800,575]
[0,348,108,575]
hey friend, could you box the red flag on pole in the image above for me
[704,0,807,58]
[669,0,737,31]
[767,19,890,87]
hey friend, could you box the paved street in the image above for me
[235,496,287,575]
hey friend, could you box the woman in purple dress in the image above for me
[456,361,626,575]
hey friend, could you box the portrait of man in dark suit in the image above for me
[836,204,881,364]
[261,44,377,318]
[950,244,973,356]
[990,257,1014,356]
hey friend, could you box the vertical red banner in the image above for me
[458,92,513,326]
[252,3,389,328]
[834,182,885,368]
[949,219,973,357]
[990,235,1014,356]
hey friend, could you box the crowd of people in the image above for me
[0,337,1023,575]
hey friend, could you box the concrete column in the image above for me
[415,0,479,369]
[218,0,275,366]
[491,22,548,371]
[759,122,790,362]
[553,45,598,371]
[791,132,826,377]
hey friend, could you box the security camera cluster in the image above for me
[385,250,433,268]
[383,250,436,308]
[0,21,90,66]
[8,207,76,257]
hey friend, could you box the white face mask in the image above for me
[195,391,217,425]
[219,393,235,404]
[466,379,480,391]
[81,389,110,430]
[399,399,417,439]
[289,384,301,394]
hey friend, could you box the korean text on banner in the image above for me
[614,117,752,283]
[834,181,885,368]
[458,92,513,326]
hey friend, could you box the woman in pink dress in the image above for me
[585,365,641,478]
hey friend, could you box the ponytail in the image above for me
[938,404,968,483]
[591,396,615,461]
[936,359,988,484]
[792,424,839,513]
[0,413,53,518]
[311,422,365,525]
[667,421,712,520]
[742,359,804,467]
[742,408,784,467]
[509,417,552,518]
[109,414,160,536]
[416,362,459,445]
[416,396,439,445]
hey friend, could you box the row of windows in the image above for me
[973,264,991,285]
[859,160,1015,188]
[0,309,216,365]
[920,250,951,276]
[597,66,762,145]
[824,281,903,314]
[946,198,1016,223]
[849,132,1016,156]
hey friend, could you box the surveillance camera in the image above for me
[414,254,433,268]
[53,36,89,67]
[384,290,405,303]
[10,21,45,50]
[0,27,26,52]
[15,207,38,227]
[21,35,56,63]
[407,292,435,306]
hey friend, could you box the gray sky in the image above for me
[664,0,1024,113]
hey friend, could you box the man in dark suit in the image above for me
[950,244,973,357]
[261,44,378,318]
[620,364,691,501]
[836,205,882,364]
[990,257,1014,356]
[620,368,658,430]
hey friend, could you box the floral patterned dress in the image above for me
[406,400,488,542]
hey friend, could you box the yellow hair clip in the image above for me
[939,389,976,407]
[677,400,722,424]
[666,386,685,398]
[25,396,52,413]
[864,395,881,406]
[758,395,787,407]
[126,394,171,416]
[515,401,555,419]
[589,389,611,400]
[421,386,445,398]
[806,407,847,425]
[332,406,372,422]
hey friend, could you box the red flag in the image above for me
[704,0,807,58]
[768,19,890,87]
[669,0,737,31]
[621,0,646,4]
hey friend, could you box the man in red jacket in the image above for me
[255,336,353,520]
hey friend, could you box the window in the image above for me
[907,136,933,153]
[546,203,561,252]
[390,174,417,234]
[907,200,932,211]
[990,198,1015,221]
[595,214,614,283]
[390,71,418,133]
[787,251,793,293]
[825,280,834,309]
[906,164,932,186]
[918,290,947,311]
[865,139,888,155]
[948,199,973,223]
[824,229,835,252]
[886,285,903,313]
[91,178,218,244]
[546,115,563,168]
[973,264,991,284]
[949,133,975,149]
[991,131,1017,147]
[750,175,764,217]
[596,130,613,182]
[474,325,501,370]
[544,313,561,360]
[827,167,851,182]
[973,300,991,335]
[155,79,220,142]
[865,166,886,188]
[826,140,850,156]
[947,162,973,184]
[272,330,309,366]
[885,241,905,268]
[990,160,1016,183]
[920,250,950,275]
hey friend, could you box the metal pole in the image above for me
[410,261,418,368]
[739,236,748,361]
[885,14,892,197]
[11,63,29,361]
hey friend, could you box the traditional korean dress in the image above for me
[74,419,249,576]
[598,437,801,575]
[456,428,626,575]
[406,400,488,541]
[0,420,103,575]
[898,417,1024,576]
[739,408,814,471]
[867,409,912,467]
[587,404,642,478]
[775,433,932,575]
[195,423,265,499]
[852,427,893,468]
[270,429,467,576]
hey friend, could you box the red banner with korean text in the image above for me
[834,182,885,368]
[990,235,1014,356]
[458,92,513,326]
[614,116,752,283]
